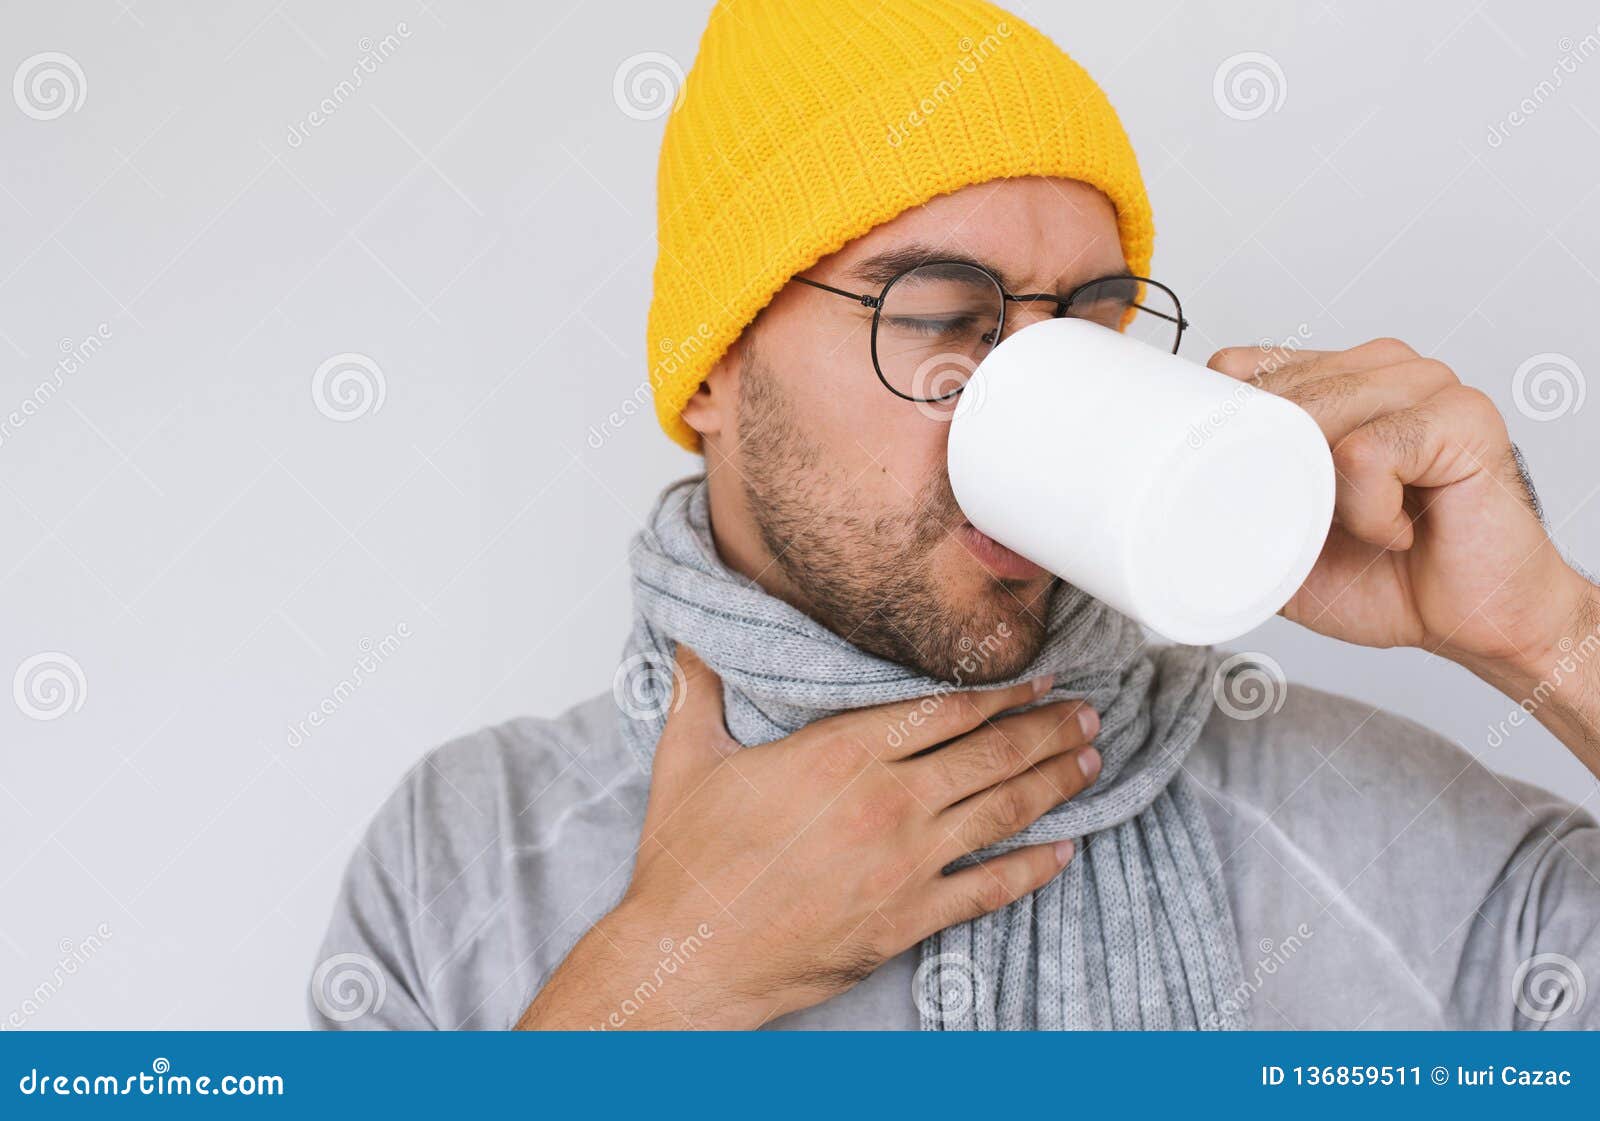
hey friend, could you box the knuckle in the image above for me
[1048,751,1088,799]
[948,692,987,729]
[973,726,1026,777]
[927,753,968,801]
[929,726,1027,800]
[1206,346,1255,376]
[1283,370,1352,409]
[844,787,906,840]
[1360,336,1417,361]
[983,786,1031,834]
[1451,383,1501,423]
[1034,704,1076,745]
[815,732,872,782]
[861,855,917,900]
[972,875,1015,914]
[1408,356,1458,389]
[1332,429,1378,475]
[1031,843,1067,882]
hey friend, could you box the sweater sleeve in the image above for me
[1451,793,1600,1030]
[304,700,648,1031]
[1187,679,1600,1029]
[307,769,436,1030]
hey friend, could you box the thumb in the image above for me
[650,642,735,791]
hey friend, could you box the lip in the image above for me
[957,522,1049,581]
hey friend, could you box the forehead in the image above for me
[825,177,1126,292]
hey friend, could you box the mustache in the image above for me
[909,471,967,546]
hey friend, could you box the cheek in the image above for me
[817,378,953,499]
[865,409,955,499]
[757,317,956,500]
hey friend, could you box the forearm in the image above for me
[515,899,765,1031]
[1463,572,1600,780]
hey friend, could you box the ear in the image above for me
[679,336,743,444]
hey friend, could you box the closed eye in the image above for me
[883,314,980,335]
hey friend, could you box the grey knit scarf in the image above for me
[617,475,1248,1030]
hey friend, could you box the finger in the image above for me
[918,839,1076,937]
[935,747,1100,860]
[1277,522,1391,633]
[1208,337,1418,394]
[824,673,1054,761]
[652,643,735,791]
[1330,384,1509,550]
[905,699,1099,808]
[1276,357,1460,445]
[1209,344,1337,385]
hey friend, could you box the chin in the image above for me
[929,564,1055,683]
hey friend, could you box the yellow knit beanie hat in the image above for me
[647,0,1154,452]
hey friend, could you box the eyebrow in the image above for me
[840,241,1111,295]
[843,243,1016,290]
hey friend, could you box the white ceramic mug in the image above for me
[947,317,1335,645]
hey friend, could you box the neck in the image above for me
[702,465,817,617]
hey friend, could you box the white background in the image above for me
[2,0,1596,1028]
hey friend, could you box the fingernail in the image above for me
[1076,705,1099,738]
[1077,746,1101,780]
[1032,673,1054,697]
[1053,839,1075,864]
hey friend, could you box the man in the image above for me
[311,0,1600,1030]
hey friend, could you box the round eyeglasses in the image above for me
[794,261,1189,403]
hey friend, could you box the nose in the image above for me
[997,299,1064,344]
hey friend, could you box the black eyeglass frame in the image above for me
[793,262,1190,403]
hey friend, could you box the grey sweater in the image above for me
[310,680,1600,1030]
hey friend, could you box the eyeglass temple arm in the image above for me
[793,275,881,308]
[1136,303,1188,328]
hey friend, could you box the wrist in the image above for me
[1459,568,1600,765]
[1457,566,1598,690]
[595,894,778,1030]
